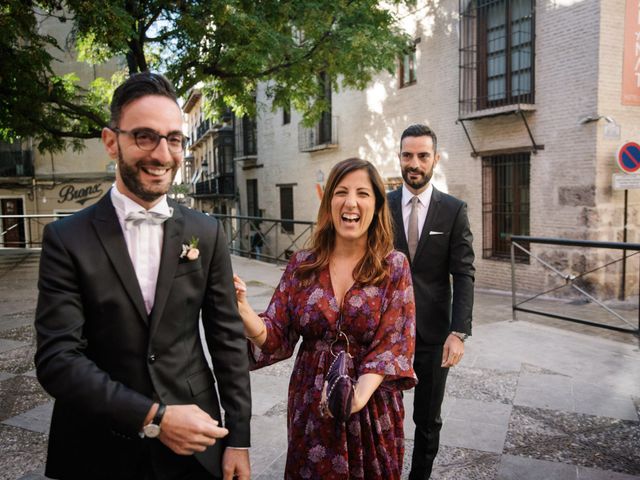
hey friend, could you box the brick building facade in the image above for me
[234,0,640,299]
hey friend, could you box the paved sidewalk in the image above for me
[0,250,639,480]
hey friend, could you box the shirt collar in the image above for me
[402,182,433,207]
[110,184,172,218]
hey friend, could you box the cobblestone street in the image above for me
[1,250,639,480]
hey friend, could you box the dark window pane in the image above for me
[280,186,294,234]
[283,104,291,125]
[247,179,259,218]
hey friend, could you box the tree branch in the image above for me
[201,16,337,80]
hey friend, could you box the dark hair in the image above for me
[110,72,178,127]
[400,124,437,153]
[297,158,394,286]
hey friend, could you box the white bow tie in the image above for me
[124,210,171,229]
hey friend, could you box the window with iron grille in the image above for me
[459,0,534,116]
[399,46,417,88]
[482,152,530,260]
[279,186,294,234]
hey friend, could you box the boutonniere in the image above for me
[180,236,200,261]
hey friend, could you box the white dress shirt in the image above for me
[110,186,173,314]
[401,183,433,242]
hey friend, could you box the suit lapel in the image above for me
[414,186,442,260]
[149,202,184,337]
[389,189,409,254]
[92,194,148,324]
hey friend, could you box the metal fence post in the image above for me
[511,240,517,321]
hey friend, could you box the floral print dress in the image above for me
[251,250,417,479]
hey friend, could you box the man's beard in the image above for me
[402,165,433,191]
[117,151,177,203]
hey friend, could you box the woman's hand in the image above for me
[233,273,267,346]
[233,274,248,304]
[350,373,384,414]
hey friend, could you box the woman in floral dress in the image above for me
[235,158,417,479]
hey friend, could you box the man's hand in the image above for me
[222,448,250,480]
[441,334,465,368]
[158,404,228,455]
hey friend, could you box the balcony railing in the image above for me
[195,119,211,143]
[298,115,338,152]
[0,151,34,177]
[194,175,235,197]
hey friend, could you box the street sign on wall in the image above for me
[616,142,640,173]
[613,173,640,190]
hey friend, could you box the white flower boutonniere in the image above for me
[180,236,200,261]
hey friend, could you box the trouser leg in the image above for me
[409,347,449,480]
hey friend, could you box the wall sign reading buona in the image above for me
[58,183,104,206]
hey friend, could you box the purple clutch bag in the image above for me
[324,331,354,422]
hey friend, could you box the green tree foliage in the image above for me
[1,0,413,153]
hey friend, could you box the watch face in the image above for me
[143,423,161,438]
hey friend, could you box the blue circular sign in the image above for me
[617,142,640,173]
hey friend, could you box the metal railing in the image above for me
[1,213,315,262]
[298,115,339,152]
[194,175,235,197]
[510,235,640,336]
[0,214,71,248]
[212,214,315,264]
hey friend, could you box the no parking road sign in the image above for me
[617,142,640,173]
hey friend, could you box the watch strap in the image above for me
[152,403,166,426]
[451,331,468,342]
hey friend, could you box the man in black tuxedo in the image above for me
[388,124,475,479]
[35,73,251,480]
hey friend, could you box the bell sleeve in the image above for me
[357,251,417,390]
[249,252,304,369]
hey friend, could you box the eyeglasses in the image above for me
[111,127,186,153]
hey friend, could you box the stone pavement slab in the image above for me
[497,454,640,480]
[2,401,53,434]
[249,372,291,416]
[247,414,288,477]
[0,338,25,354]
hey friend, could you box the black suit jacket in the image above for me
[388,187,475,347]
[35,193,251,479]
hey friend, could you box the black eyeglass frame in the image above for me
[110,127,187,153]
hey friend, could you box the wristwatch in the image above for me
[450,331,468,342]
[142,403,166,438]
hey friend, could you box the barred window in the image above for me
[460,0,534,116]
[482,152,530,260]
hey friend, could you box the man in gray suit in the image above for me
[388,124,475,479]
[35,72,251,480]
